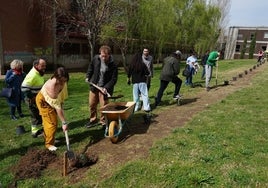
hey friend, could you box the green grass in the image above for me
[1,59,267,187]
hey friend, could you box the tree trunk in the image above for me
[0,22,4,75]
[52,1,57,69]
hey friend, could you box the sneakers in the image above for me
[48,145,57,151]
[19,113,25,118]
[173,94,182,100]
[85,121,97,128]
[11,115,18,120]
[206,87,210,91]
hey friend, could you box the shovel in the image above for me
[215,61,218,86]
[64,130,76,160]
[89,82,111,97]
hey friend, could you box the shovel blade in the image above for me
[67,150,76,160]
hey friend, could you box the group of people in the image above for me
[3,45,220,151]
[182,50,220,91]
[5,58,69,151]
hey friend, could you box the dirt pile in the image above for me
[11,148,57,180]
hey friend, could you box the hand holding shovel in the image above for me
[88,81,111,97]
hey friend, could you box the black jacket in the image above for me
[86,55,118,95]
[160,55,180,81]
[127,62,149,84]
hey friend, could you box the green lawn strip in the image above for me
[97,61,268,187]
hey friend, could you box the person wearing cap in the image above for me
[155,50,182,107]
[205,50,220,91]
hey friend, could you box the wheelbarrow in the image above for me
[100,101,136,143]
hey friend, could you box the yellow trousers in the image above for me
[36,92,58,149]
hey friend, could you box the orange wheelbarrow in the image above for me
[100,101,135,143]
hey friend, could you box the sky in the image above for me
[228,0,268,27]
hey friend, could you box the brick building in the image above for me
[225,26,268,59]
[0,0,91,74]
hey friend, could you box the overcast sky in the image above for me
[228,0,268,27]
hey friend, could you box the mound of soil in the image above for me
[10,147,98,184]
[11,148,57,180]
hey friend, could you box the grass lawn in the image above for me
[1,59,267,187]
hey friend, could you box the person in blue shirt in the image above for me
[5,59,26,120]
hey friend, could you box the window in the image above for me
[59,43,80,54]
[250,32,255,40]
[235,45,240,52]
[237,34,243,39]
[264,32,268,38]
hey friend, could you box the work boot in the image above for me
[32,129,44,138]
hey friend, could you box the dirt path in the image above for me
[64,62,266,183]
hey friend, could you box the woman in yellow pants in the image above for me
[36,67,69,151]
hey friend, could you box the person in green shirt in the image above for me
[205,51,220,91]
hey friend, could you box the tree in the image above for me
[0,22,4,75]
[75,0,113,61]
[249,32,256,59]
[100,0,139,71]
[240,37,247,59]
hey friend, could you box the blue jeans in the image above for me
[133,82,150,111]
[185,66,195,85]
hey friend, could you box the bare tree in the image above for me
[75,0,113,60]
[209,0,231,51]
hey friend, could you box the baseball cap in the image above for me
[175,50,182,55]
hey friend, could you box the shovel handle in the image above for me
[64,130,70,151]
[89,82,111,97]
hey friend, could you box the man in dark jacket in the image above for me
[85,45,118,128]
[155,50,182,107]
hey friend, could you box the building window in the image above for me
[235,45,240,52]
[250,32,255,40]
[264,32,268,38]
[262,46,267,51]
[59,43,80,54]
[237,34,243,39]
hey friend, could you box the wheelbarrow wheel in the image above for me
[108,121,119,143]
